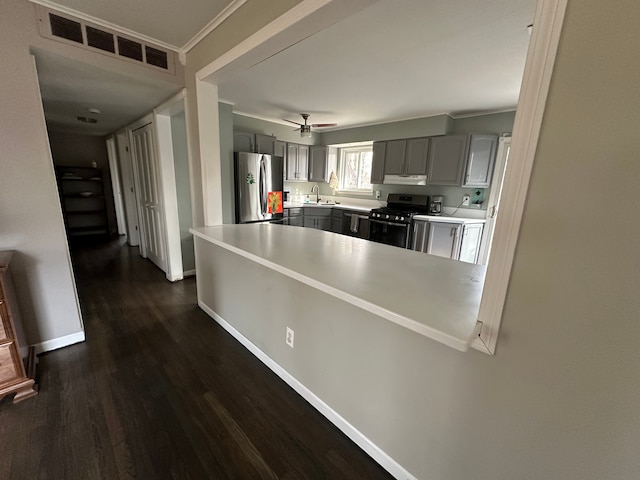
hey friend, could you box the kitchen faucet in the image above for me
[311,184,320,203]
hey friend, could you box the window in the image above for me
[338,146,373,192]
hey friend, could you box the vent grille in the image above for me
[86,26,115,53]
[38,6,175,74]
[49,13,83,44]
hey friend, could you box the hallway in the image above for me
[0,239,392,479]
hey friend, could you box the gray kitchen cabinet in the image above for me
[379,138,430,177]
[274,140,286,158]
[303,207,331,231]
[427,222,462,260]
[370,141,386,184]
[286,143,309,181]
[309,146,337,183]
[255,134,276,154]
[458,223,484,263]
[383,140,406,175]
[284,207,303,227]
[342,210,370,240]
[427,134,467,186]
[411,220,429,253]
[234,131,255,152]
[462,134,498,188]
[405,137,430,174]
[331,209,343,233]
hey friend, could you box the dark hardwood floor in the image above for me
[0,238,393,479]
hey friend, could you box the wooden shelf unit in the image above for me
[56,166,109,237]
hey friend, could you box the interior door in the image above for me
[131,124,166,272]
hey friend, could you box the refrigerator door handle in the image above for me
[259,155,267,215]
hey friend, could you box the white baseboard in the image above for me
[32,331,85,355]
[183,269,196,277]
[198,301,416,480]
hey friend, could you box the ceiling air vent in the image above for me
[49,13,83,44]
[86,26,115,53]
[36,5,176,75]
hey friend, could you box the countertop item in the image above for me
[190,224,485,351]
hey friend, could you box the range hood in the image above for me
[383,175,427,186]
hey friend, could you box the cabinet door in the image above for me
[234,132,255,152]
[255,134,276,154]
[274,140,286,159]
[411,220,429,253]
[405,138,430,175]
[316,217,331,231]
[289,216,304,227]
[331,217,342,233]
[427,134,467,185]
[309,146,328,182]
[427,222,462,259]
[371,141,386,184]
[458,223,484,263]
[303,216,316,229]
[286,143,299,180]
[463,134,498,187]
[298,145,309,181]
[384,140,406,175]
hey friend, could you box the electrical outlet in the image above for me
[375,190,381,200]
[286,327,294,348]
[462,195,470,206]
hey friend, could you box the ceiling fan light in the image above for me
[300,125,312,138]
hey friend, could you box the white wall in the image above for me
[0,0,83,347]
[193,1,640,479]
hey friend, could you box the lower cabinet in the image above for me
[331,209,343,233]
[283,207,303,226]
[303,207,332,231]
[412,220,484,263]
[342,210,370,240]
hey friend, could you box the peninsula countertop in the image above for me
[190,224,486,352]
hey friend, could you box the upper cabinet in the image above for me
[373,137,430,177]
[427,134,467,185]
[255,134,276,155]
[286,143,309,181]
[462,134,498,188]
[234,131,255,153]
[371,142,386,184]
[309,146,337,183]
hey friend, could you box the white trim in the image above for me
[155,89,186,115]
[181,0,248,54]
[198,301,417,480]
[473,0,568,355]
[182,269,196,277]
[29,0,180,52]
[196,0,332,81]
[33,331,86,355]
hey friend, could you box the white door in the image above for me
[131,124,166,271]
[105,137,127,236]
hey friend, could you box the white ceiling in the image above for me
[34,0,537,137]
[216,0,537,129]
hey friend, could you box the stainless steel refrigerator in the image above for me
[234,152,284,224]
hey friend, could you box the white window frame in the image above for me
[337,145,373,194]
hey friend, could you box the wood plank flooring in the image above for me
[0,238,394,479]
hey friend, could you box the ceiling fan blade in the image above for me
[311,123,338,128]
[283,119,303,126]
[293,127,301,132]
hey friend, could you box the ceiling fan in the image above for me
[284,113,337,138]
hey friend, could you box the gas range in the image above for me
[368,194,431,248]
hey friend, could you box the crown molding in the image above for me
[181,0,248,55]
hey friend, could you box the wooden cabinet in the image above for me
[463,134,498,188]
[283,207,303,227]
[330,209,343,233]
[458,223,484,263]
[303,207,332,231]
[427,222,462,259]
[309,146,337,183]
[427,134,467,185]
[56,166,109,237]
[255,134,276,155]
[370,141,386,184]
[0,251,37,403]
[383,140,406,175]
[274,140,286,159]
[286,143,309,181]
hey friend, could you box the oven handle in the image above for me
[369,218,409,228]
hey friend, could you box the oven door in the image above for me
[368,218,411,248]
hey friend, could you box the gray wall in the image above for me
[48,131,118,235]
[170,112,195,272]
[197,1,640,479]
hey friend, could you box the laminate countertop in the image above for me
[191,224,485,352]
